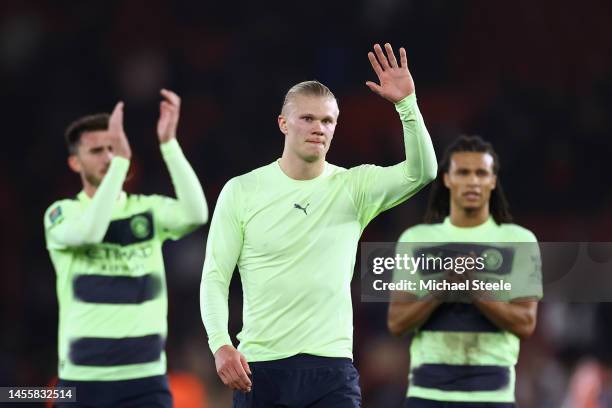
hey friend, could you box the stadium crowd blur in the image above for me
[1,1,611,406]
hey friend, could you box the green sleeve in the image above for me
[508,231,543,300]
[344,93,437,227]
[200,178,243,354]
[154,139,208,240]
[44,157,129,249]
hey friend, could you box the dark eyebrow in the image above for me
[88,145,109,153]
[453,167,492,174]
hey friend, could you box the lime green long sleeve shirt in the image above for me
[200,94,437,362]
[44,139,207,381]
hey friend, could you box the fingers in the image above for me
[368,43,404,77]
[367,51,383,77]
[240,353,252,376]
[160,88,181,107]
[218,370,232,388]
[107,101,131,158]
[111,101,124,117]
[384,43,398,68]
[219,363,251,392]
[159,90,180,131]
[369,43,408,70]
[159,104,170,120]
[218,365,239,391]
[230,364,252,392]
[160,100,178,116]
[399,47,408,68]
[365,81,383,95]
[215,347,252,393]
[108,101,124,132]
[373,43,390,71]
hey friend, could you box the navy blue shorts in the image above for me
[54,374,172,408]
[233,354,361,407]
[405,397,516,408]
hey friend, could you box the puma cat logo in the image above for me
[294,203,310,215]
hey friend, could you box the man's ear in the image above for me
[491,174,497,190]
[278,115,288,136]
[443,172,451,188]
[68,155,81,173]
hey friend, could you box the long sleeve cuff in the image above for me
[394,93,418,119]
[209,334,234,355]
[110,155,130,175]
[160,138,182,159]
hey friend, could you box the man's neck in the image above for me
[449,204,490,227]
[278,154,325,180]
[83,183,98,198]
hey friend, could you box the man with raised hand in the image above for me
[45,90,208,407]
[201,43,437,407]
[388,136,542,408]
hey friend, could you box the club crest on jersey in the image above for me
[130,215,151,239]
[49,206,63,225]
[294,203,310,215]
[482,248,503,271]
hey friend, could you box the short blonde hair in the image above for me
[281,80,336,114]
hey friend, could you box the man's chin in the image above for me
[301,152,324,163]
[85,174,103,187]
[461,201,485,211]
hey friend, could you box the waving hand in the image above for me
[366,43,415,103]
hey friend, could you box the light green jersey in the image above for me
[201,94,437,362]
[398,216,542,403]
[44,139,207,381]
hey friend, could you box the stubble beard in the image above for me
[84,171,103,188]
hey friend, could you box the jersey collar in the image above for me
[274,159,330,184]
[77,190,127,206]
[443,216,496,231]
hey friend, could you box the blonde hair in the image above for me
[281,80,336,114]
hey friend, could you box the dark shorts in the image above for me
[405,397,516,408]
[54,374,172,408]
[233,354,361,408]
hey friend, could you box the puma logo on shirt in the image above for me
[294,203,310,215]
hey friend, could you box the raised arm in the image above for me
[45,102,131,248]
[156,89,208,231]
[347,44,437,226]
[366,43,438,187]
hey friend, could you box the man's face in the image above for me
[444,152,497,211]
[68,130,114,187]
[278,95,339,163]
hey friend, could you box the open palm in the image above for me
[366,43,415,103]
